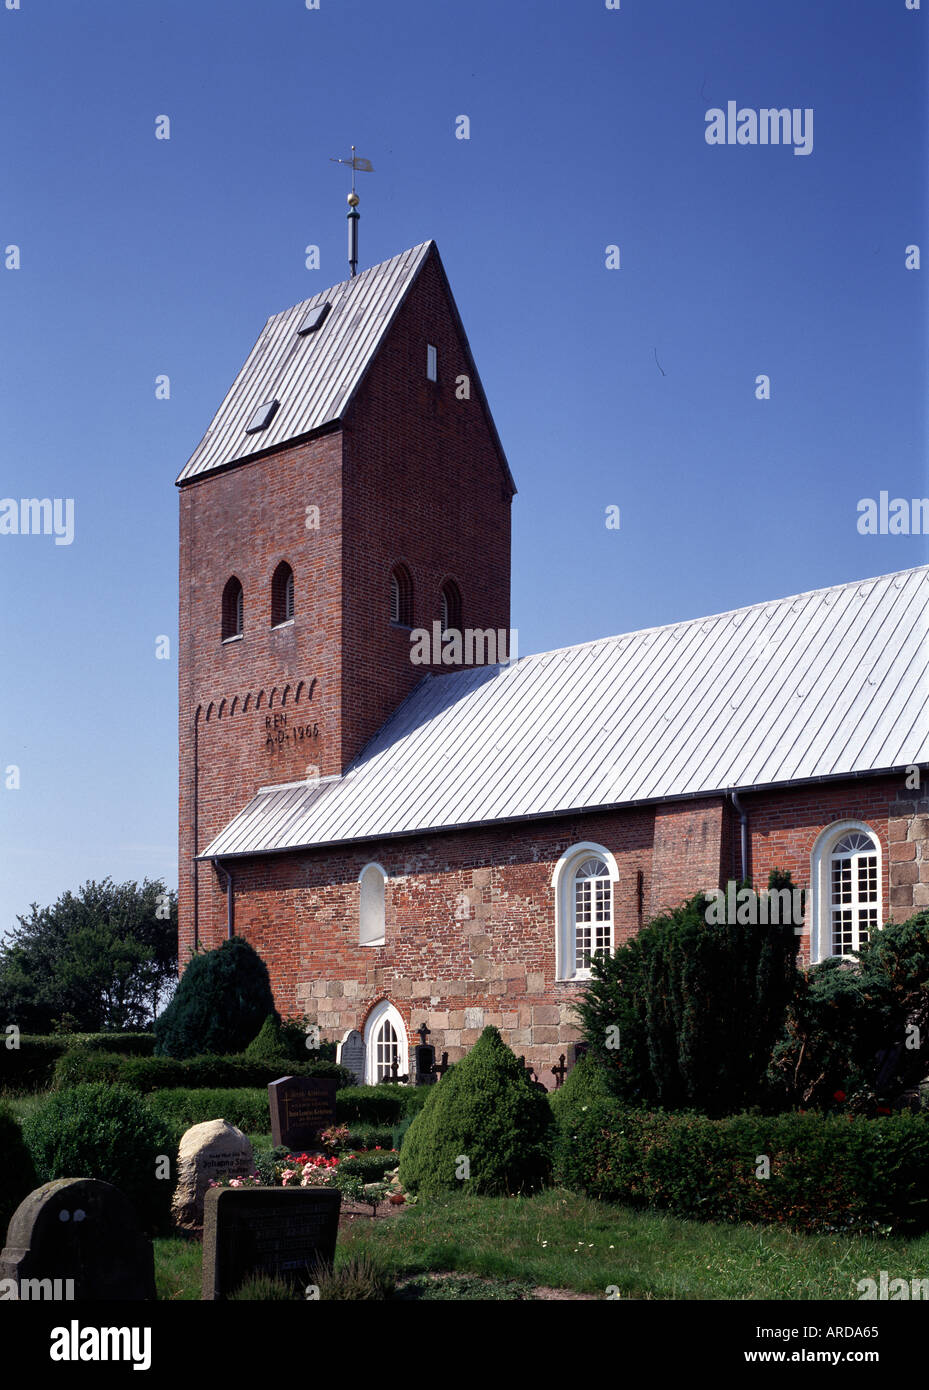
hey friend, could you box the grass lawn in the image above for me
[1,1093,47,1123]
[153,1189,929,1300]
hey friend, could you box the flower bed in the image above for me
[208,1147,403,1203]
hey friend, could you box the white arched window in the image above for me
[359,863,386,947]
[552,842,619,981]
[809,820,882,962]
[363,1000,408,1084]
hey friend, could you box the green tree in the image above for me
[0,878,178,1033]
[769,908,929,1109]
[575,873,800,1116]
[154,936,276,1059]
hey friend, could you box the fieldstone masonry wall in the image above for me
[888,802,929,915]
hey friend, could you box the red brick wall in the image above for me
[178,247,514,966]
[177,432,345,965]
[733,773,919,963]
[201,802,685,1081]
[199,775,919,1082]
[340,248,513,764]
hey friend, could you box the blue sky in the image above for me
[0,0,926,931]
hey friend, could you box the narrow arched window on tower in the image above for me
[390,565,413,627]
[439,580,462,634]
[271,561,295,627]
[222,577,244,641]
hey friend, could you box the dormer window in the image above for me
[245,399,279,434]
[297,301,331,335]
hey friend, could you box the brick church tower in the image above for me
[177,242,516,961]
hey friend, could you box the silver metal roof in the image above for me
[200,565,929,859]
[177,242,434,483]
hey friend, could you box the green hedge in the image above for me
[0,1101,38,1233]
[0,1033,157,1092]
[340,1149,400,1181]
[556,1101,929,1233]
[22,1084,174,1233]
[66,1032,156,1056]
[335,1085,432,1126]
[0,1038,67,1092]
[144,1088,271,1144]
[346,1124,395,1151]
[52,1048,352,1093]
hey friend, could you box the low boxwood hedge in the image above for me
[0,1033,157,1092]
[52,1048,352,1093]
[556,1100,929,1233]
[22,1083,174,1233]
[339,1149,400,1181]
[144,1088,271,1143]
[0,1100,38,1233]
[335,1085,431,1126]
[0,1038,67,1092]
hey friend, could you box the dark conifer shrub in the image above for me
[154,937,276,1059]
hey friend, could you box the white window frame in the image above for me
[552,842,619,981]
[363,999,408,1085]
[809,819,882,963]
[359,862,387,947]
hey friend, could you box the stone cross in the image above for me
[552,1054,568,1089]
[416,1022,431,1046]
[433,1051,450,1078]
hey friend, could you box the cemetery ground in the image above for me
[149,1175,929,1302]
[4,1088,928,1303]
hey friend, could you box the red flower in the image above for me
[877,1106,891,1115]
[833,1090,846,1102]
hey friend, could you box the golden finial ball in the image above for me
[347,192,359,207]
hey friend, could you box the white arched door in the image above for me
[363,1000,408,1084]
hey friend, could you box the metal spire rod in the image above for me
[329,145,374,277]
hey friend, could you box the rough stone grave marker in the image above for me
[201,1186,340,1300]
[171,1119,254,1228]
[336,1028,366,1086]
[0,1178,155,1301]
[268,1076,337,1150]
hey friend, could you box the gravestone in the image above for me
[201,1186,340,1300]
[268,1076,337,1150]
[171,1119,254,1228]
[414,1044,436,1085]
[0,1178,155,1301]
[336,1029,366,1086]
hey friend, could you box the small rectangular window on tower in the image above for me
[297,301,331,335]
[426,343,438,381]
[245,399,280,434]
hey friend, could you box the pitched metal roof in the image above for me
[200,565,929,859]
[177,242,435,483]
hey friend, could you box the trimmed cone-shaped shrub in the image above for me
[22,1082,174,1232]
[154,936,276,1059]
[243,1013,288,1063]
[0,1101,38,1235]
[549,1054,616,1185]
[398,1027,554,1197]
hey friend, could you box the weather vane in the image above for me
[329,145,374,277]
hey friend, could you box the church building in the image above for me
[177,239,929,1087]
